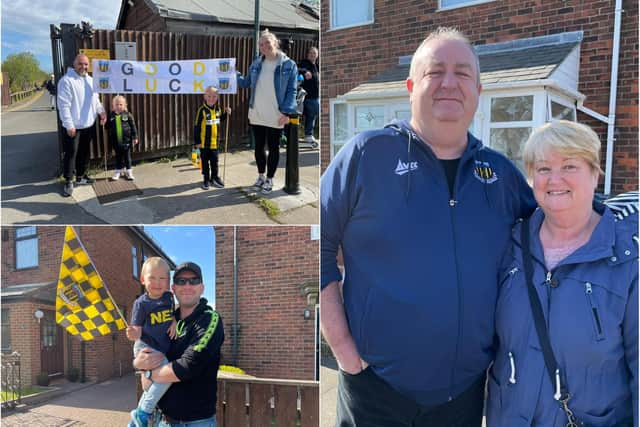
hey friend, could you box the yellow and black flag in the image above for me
[56,226,127,340]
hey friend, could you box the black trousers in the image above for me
[336,368,484,427]
[251,124,281,178]
[114,145,132,170]
[200,147,219,183]
[63,125,96,181]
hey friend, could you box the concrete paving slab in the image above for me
[1,374,136,427]
[2,94,319,225]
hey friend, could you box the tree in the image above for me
[1,52,47,92]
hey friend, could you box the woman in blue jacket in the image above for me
[487,120,638,427]
[237,29,298,194]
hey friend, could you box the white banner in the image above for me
[92,59,237,94]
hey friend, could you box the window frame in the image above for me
[547,93,577,122]
[438,0,496,11]
[15,226,38,270]
[132,245,139,279]
[329,0,374,31]
[330,98,410,159]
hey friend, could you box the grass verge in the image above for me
[1,385,48,402]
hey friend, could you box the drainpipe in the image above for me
[80,341,86,382]
[604,0,622,196]
[576,1,623,196]
[232,226,239,366]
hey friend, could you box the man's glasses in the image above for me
[174,277,202,286]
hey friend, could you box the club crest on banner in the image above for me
[217,60,231,73]
[98,61,110,73]
[218,78,230,90]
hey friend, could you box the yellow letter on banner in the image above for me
[193,80,204,92]
[146,79,157,92]
[144,63,158,75]
[193,62,205,75]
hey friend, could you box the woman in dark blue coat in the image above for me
[487,120,638,427]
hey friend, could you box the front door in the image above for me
[40,310,64,377]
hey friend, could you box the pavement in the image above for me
[320,356,338,427]
[1,92,319,225]
[1,373,136,427]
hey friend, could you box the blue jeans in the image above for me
[156,415,216,427]
[303,98,319,137]
[133,340,171,413]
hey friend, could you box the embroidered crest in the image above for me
[473,160,498,184]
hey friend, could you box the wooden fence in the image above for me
[216,377,319,427]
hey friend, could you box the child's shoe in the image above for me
[125,169,135,181]
[201,181,210,190]
[129,408,152,427]
[111,170,121,181]
[211,176,225,188]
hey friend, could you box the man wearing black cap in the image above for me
[134,261,224,427]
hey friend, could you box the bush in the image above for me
[66,367,80,382]
[35,372,49,386]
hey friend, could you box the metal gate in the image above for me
[1,352,22,409]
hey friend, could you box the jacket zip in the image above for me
[584,282,605,340]
[445,156,464,401]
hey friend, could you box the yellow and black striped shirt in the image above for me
[193,103,226,149]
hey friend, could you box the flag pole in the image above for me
[69,226,129,328]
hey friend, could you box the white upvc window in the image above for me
[548,93,577,121]
[439,0,495,11]
[330,0,374,30]
[132,245,139,279]
[15,226,38,270]
[330,99,349,158]
[480,88,577,172]
[330,99,410,159]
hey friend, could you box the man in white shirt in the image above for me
[57,53,106,197]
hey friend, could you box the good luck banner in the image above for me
[92,58,237,94]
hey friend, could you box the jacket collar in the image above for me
[65,67,86,79]
[518,201,616,268]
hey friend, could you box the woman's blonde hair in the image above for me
[140,256,170,279]
[112,95,128,111]
[259,29,280,50]
[523,120,604,177]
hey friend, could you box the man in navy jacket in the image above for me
[321,27,536,426]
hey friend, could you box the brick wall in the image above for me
[215,226,319,380]
[320,0,638,193]
[1,226,161,385]
[3,301,42,386]
[2,227,64,286]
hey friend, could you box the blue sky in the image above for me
[143,226,216,307]
[1,1,121,73]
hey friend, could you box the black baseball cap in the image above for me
[173,262,203,282]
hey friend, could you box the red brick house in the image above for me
[0,226,174,386]
[321,0,638,195]
[215,226,320,381]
